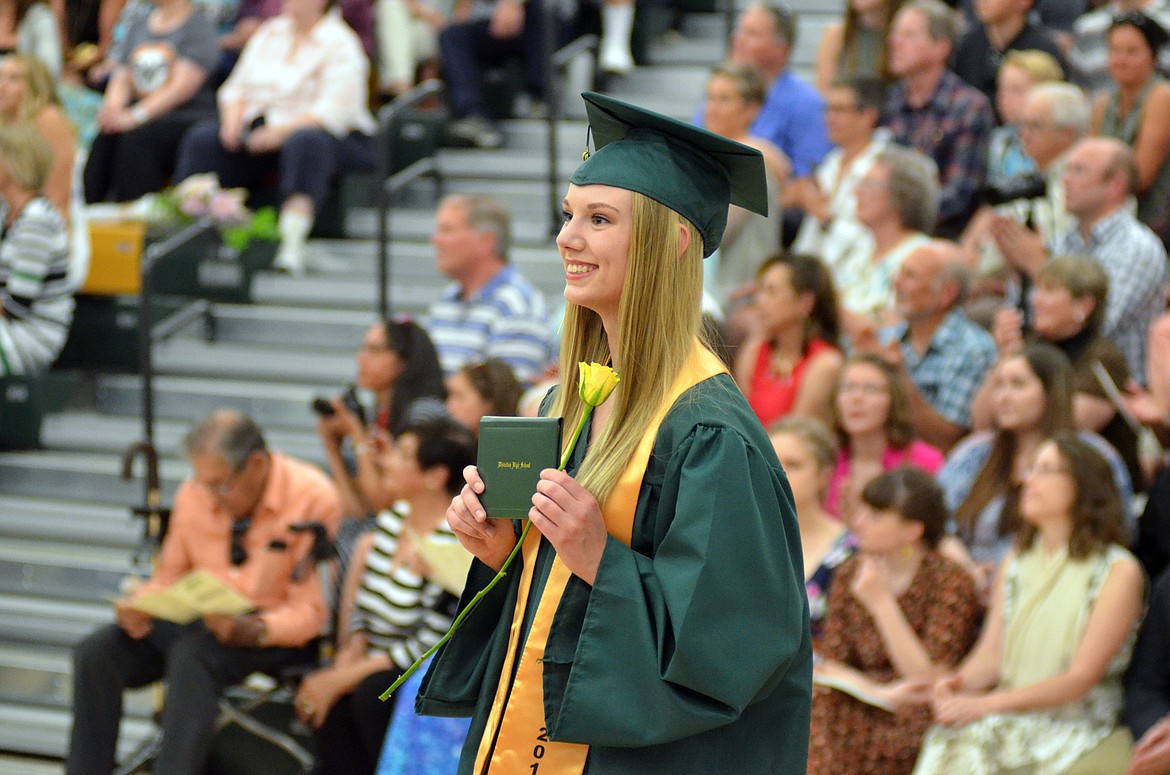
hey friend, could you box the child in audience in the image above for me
[444,358,522,436]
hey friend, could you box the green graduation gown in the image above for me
[416,373,813,773]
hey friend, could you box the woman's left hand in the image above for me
[850,555,894,610]
[932,690,993,727]
[294,669,346,730]
[531,469,608,585]
[245,124,286,154]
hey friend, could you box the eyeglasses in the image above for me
[202,464,247,498]
[230,517,252,566]
[839,382,888,396]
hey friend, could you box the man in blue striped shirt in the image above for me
[424,194,553,383]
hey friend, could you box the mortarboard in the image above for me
[569,91,769,258]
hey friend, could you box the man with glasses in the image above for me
[66,410,342,775]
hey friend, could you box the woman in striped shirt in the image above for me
[294,416,475,775]
[0,121,72,376]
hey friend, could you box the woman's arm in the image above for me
[1074,392,1117,432]
[980,555,1143,714]
[789,348,844,426]
[952,553,1011,692]
[1131,83,1170,195]
[34,106,75,218]
[813,21,843,96]
[132,58,209,122]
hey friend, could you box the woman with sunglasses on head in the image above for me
[295,417,475,775]
[317,318,447,518]
[422,93,812,772]
[913,434,1143,775]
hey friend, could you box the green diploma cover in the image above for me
[476,416,562,519]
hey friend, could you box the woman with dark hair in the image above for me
[317,318,447,517]
[1092,10,1170,234]
[940,342,1133,578]
[444,358,523,436]
[914,435,1142,775]
[734,252,843,428]
[975,255,1142,488]
[826,352,943,524]
[295,417,476,775]
[808,466,982,775]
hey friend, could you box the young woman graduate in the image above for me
[416,92,814,773]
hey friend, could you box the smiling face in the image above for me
[557,183,634,327]
[993,355,1047,432]
[836,361,893,438]
[754,262,812,336]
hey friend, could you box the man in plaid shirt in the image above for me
[883,0,995,239]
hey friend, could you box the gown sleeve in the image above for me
[541,421,809,747]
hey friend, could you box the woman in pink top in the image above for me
[733,252,844,429]
[828,352,943,523]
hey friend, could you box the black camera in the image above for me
[983,172,1047,207]
[311,386,367,426]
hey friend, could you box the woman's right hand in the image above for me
[991,307,1024,359]
[447,465,517,571]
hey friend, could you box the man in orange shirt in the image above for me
[66,410,342,775]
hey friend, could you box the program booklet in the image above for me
[477,416,562,519]
[123,569,254,624]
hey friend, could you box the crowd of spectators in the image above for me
[36,0,1170,772]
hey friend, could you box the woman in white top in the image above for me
[173,0,377,276]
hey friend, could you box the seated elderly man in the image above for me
[66,410,342,775]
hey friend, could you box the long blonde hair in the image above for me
[2,54,60,125]
[551,191,705,505]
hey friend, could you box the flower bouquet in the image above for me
[149,174,279,251]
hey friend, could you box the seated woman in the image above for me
[826,352,944,524]
[444,357,522,437]
[835,145,936,337]
[769,417,854,645]
[941,342,1134,585]
[1092,10,1170,236]
[318,318,447,519]
[975,255,1142,489]
[0,54,73,217]
[0,123,73,376]
[83,0,218,203]
[174,0,376,276]
[1125,569,1170,775]
[733,252,843,429]
[701,62,790,311]
[807,466,982,775]
[294,417,476,775]
[374,0,444,99]
[914,435,1143,775]
[0,0,59,76]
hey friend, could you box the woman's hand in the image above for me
[245,124,286,154]
[446,466,517,571]
[880,676,934,712]
[98,105,135,134]
[850,555,895,611]
[530,469,608,585]
[219,118,243,152]
[991,307,1025,359]
[294,668,347,730]
[331,398,365,440]
[1129,716,1170,775]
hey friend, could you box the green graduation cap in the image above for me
[569,91,769,258]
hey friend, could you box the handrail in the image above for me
[376,79,445,318]
[546,34,599,236]
[725,0,735,60]
[122,218,215,557]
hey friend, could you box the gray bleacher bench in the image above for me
[0,370,80,449]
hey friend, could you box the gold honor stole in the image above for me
[474,343,728,774]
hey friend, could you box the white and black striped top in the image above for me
[0,197,73,375]
[350,507,458,671]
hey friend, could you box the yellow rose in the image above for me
[577,362,620,408]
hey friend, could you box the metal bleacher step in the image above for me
[0,451,187,505]
[39,411,325,465]
[0,642,153,718]
[0,496,140,549]
[0,700,154,761]
[302,238,558,281]
[0,592,119,650]
[95,374,332,431]
[151,338,355,386]
[0,538,135,604]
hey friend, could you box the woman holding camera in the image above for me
[317,318,447,519]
